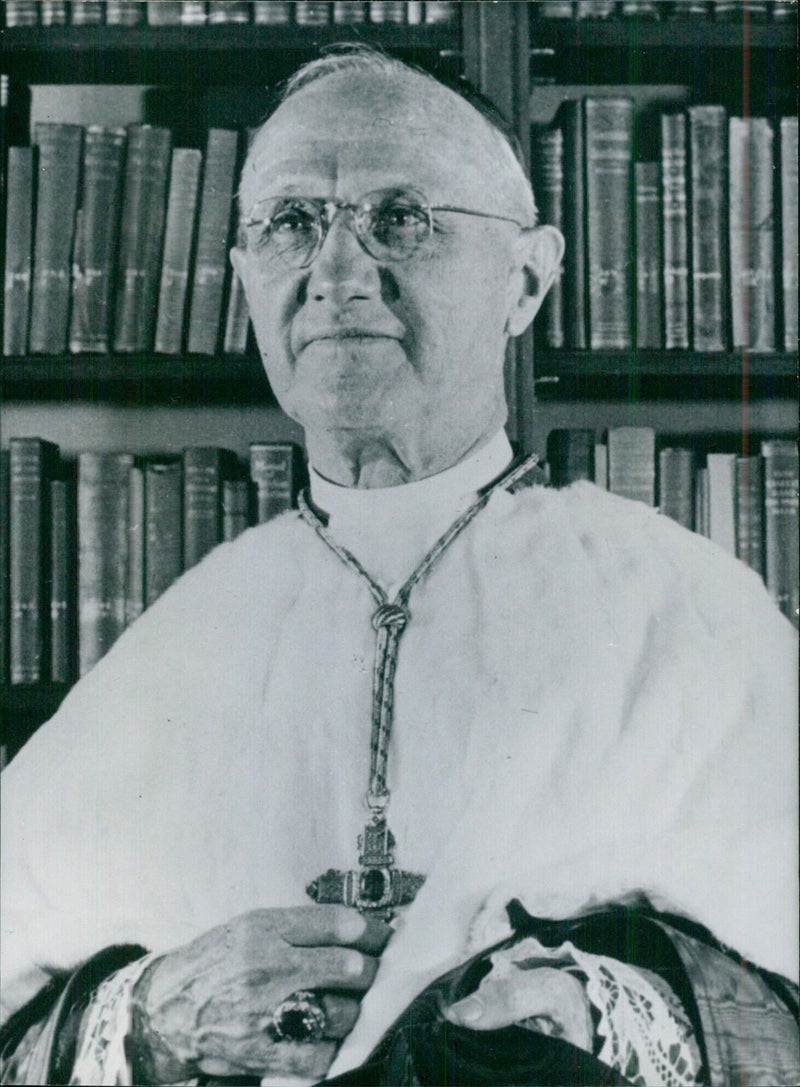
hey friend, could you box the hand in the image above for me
[446,965,594,1053]
[130,905,392,1082]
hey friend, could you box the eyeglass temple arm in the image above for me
[430,206,531,229]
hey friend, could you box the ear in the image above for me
[505,225,565,338]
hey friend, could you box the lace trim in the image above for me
[69,954,158,1086]
[486,937,700,1087]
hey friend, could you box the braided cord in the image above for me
[297,453,539,806]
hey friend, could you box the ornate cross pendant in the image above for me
[306,816,425,921]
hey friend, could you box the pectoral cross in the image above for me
[307,816,425,921]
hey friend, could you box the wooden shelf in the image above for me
[1,353,275,403]
[0,23,460,82]
[533,350,798,399]
[529,18,796,51]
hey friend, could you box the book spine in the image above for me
[534,2,574,15]
[187,129,239,355]
[658,447,694,529]
[424,0,457,20]
[183,448,234,569]
[694,467,709,538]
[222,479,249,542]
[562,101,587,348]
[147,1,184,23]
[661,114,690,349]
[4,2,40,26]
[729,118,775,351]
[70,126,127,354]
[634,161,663,349]
[208,1,250,20]
[689,105,727,351]
[145,461,183,607]
[125,464,145,625]
[585,97,634,350]
[546,429,594,487]
[368,1,405,22]
[252,1,292,22]
[154,148,202,355]
[780,117,798,351]
[0,452,9,685]
[50,478,74,684]
[41,1,69,24]
[113,125,172,352]
[250,443,301,522]
[575,0,615,15]
[223,271,251,354]
[29,124,83,355]
[762,440,799,627]
[594,442,608,489]
[70,1,105,24]
[295,1,331,23]
[531,127,564,348]
[180,1,208,22]
[106,2,146,25]
[735,455,764,578]
[607,427,656,506]
[333,1,367,22]
[9,440,57,684]
[78,453,133,676]
[706,452,737,555]
[3,147,34,356]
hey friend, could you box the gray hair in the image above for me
[242,44,537,223]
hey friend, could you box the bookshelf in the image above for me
[1,1,798,753]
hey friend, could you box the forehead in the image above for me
[243,72,511,209]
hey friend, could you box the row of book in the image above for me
[4,124,253,358]
[0,440,305,686]
[532,104,798,353]
[533,1,797,18]
[547,427,799,627]
[3,1,456,27]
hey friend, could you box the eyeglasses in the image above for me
[241,186,531,269]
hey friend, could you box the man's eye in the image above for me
[270,208,316,234]
[376,204,426,229]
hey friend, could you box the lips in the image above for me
[297,328,402,351]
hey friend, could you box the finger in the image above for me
[197,1040,337,1080]
[302,944,380,992]
[279,905,392,954]
[320,993,361,1039]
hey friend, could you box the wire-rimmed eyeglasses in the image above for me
[241,186,532,269]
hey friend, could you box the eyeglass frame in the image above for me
[240,186,534,269]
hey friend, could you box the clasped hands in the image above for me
[130,905,593,1083]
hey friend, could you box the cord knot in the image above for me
[371,602,410,633]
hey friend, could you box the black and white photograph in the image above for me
[0,2,798,1084]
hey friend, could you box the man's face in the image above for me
[232,72,536,467]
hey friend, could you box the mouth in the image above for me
[299,330,402,350]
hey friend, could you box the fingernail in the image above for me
[451,997,483,1024]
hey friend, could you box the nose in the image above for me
[305,210,382,306]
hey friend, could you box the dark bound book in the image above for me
[688,106,727,351]
[29,124,83,355]
[3,147,34,356]
[183,447,237,570]
[608,427,655,507]
[779,118,798,352]
[4,2,40,26]
[154,148,202,355]
[41,3,68,26]
[661,114,689,349]
[546,429,594,488]
[735,455,764,579]
[70,1,104,24]
[50,476,75,684]
[531,126,564,348]
[113,125,172,353]
[125,463,145,626]
[208,1,250,20]
[585,97,634,350]
[658,447,694,530]
[634,162,662,349]
[333,2,367,22]
[187,129,239,355]
[70,126,127,354]
[78,453,133,676]
[561,101,587,349]
[145,460,183,607]
[147,1,183,23]
[106,1,146,25]
[250,443,302,523]
[252,1,292,22]
[729,118,775,351]
[9,439,59,685]
[762,440,799,627]
[222,479,250,542]
[368,2,405,22]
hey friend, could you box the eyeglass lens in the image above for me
[246,188,433,268]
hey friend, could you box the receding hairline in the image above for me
[239,47,537,223]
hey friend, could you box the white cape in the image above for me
[1,480,796,1079]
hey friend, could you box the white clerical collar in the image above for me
[308,431,515,593]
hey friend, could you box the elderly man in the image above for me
[1,48,797,1087]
